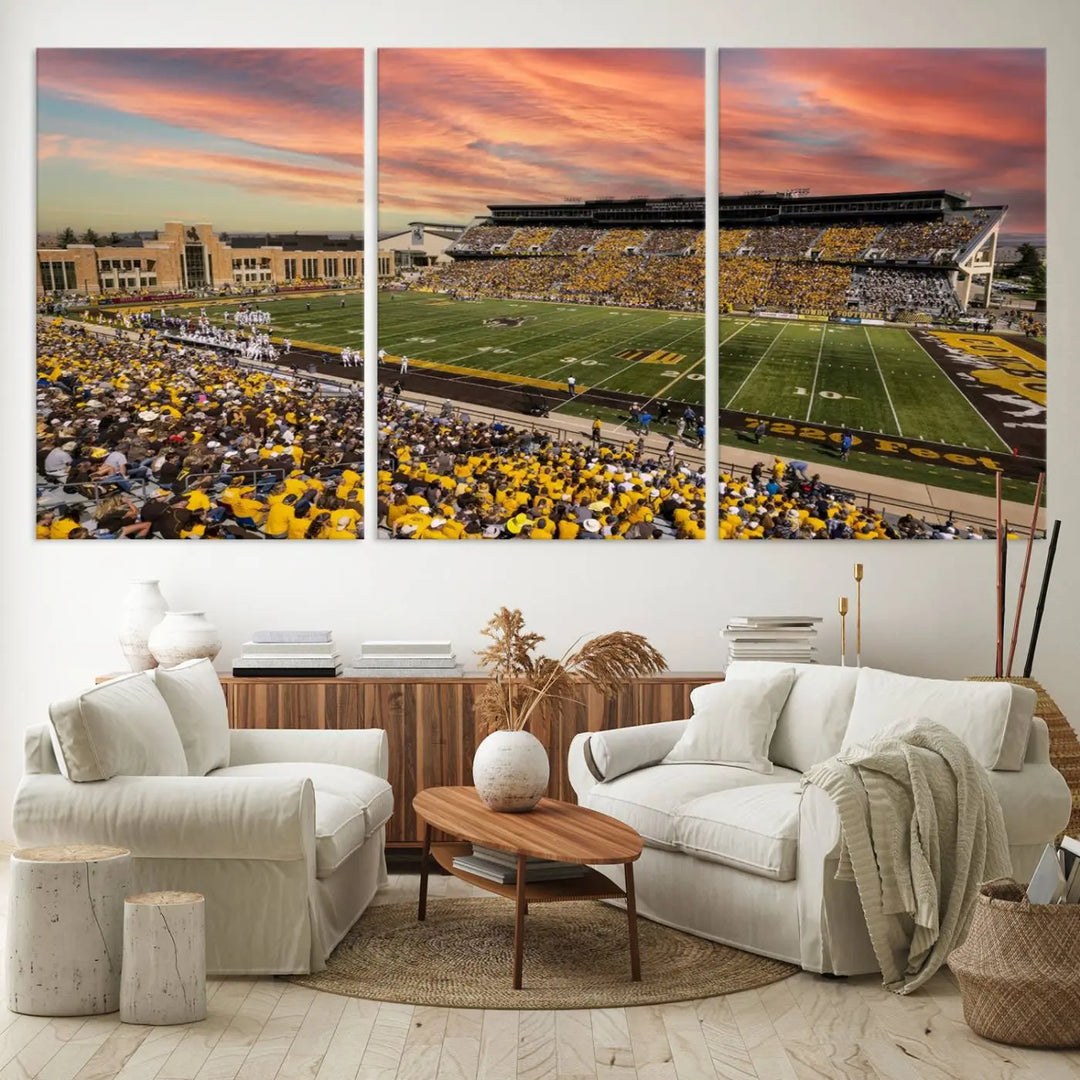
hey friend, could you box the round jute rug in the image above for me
[287,898,797,1009]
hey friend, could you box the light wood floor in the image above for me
[0,863,1078,1080]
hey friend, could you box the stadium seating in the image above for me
[36,320,365,541]
[378,398,706,540]
[743,226,822,259]
[433,213,976,319]
[718,461,987,540]
[814,225,880,260]
[847,268,959,318]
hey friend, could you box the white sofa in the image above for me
[12,661,392,976]
[569,664,1072,976]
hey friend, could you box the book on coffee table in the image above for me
[452,848,586,885]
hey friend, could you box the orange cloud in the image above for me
[720,49,1045,234]
[379,49,703,224]
[39,133,361,206]
[37,49,363,166]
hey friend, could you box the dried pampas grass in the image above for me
[476,607,666,733]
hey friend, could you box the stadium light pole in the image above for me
[363,47,378,545]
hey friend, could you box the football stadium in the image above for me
[35,189,1044,541]
[374,189,1044,541]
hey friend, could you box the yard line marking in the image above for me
[503,309,672,376]
[563,319,706,398]
[655,317,760,402]
[391,303,667,376]
[806,320,827,422]
[724,322,789,410]
[904,330,1011,452]
[863,325,903,436]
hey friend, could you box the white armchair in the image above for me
[13,664,393,976]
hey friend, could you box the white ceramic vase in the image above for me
[147,611,222,670]
[472,729,550,812]
[118,580,169,672]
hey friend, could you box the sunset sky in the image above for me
[720,49,1046,238]
[378,49,704,232]
[37,49,363,233]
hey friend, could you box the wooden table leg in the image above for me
[625,861,641,982]
[417,823,432,922]
[512,853,527,990]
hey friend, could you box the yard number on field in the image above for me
[793,386,858,400]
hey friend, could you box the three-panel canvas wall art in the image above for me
[35,48,1046,541]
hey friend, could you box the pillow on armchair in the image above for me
[49,671,188,781]
[663,668,796,774]
[152,658,231,775]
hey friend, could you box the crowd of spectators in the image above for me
[872,215,985,261]
[718,258,852,313]
[421,254,703,311]
[450,225,704,257]
[846,268,959,317]
[718,229,750,254]
[592,229,647,253]
[34,318,709,541]
[640,228,701,254]
[428,217,994,318]
[451,226,517,254]
[36,320,365,540]
[378,398,706,540]
[503,227,554,253]
[814,225,881,260]
[540,227,600,253]
[743,226,821,259]
[719,458,986,540]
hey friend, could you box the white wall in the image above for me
[2,0,1077,841]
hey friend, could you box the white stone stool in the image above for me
[6,844,132,1015]
[120,891,207,1025]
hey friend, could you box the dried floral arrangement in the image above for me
[475,607,667,733]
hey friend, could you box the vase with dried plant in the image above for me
[472,608,667,811]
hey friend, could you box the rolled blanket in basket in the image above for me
[804,719,1011,994]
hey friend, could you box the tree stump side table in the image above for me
[6,844,132,1016]
[120,891,207,1026]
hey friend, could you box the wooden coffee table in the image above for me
[413,786,644,990]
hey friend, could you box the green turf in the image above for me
[168,292,1018,473]
[378,292,706,408]
[719,316,1010,451]
[164,290,707,411]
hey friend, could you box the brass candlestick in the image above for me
[838,596,849,667]
[854,563,864,667]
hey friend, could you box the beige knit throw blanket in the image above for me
[803,719,1011,994]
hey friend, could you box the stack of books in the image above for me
[348,640,463,679]
[232,630,341,677]
[723,616,822,665]
[451,845,586,885]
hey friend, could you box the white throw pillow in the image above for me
[48,672,188,781]
[152,658,231,775]
[842,668,1034,771]
[725,661,859,772]
[663,669,796,774]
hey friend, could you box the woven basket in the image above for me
[949,880,1080,1047]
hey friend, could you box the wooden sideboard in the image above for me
[221,673,721,847]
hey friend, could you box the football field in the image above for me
[164,289,706,415]
[377,292,706,409]
[719,316,1010,451]
[162,292,1045,488]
